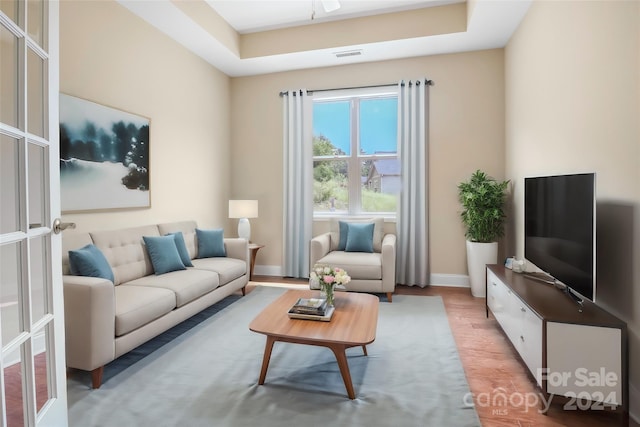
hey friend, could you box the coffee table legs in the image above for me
[257,336,362,399]
[258,336,276,385]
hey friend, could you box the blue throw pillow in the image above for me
[143,235,186,275]
[196,228,226,258]
[345,222,375,253]
[68,244,114,283]
[167,232,194,267]
[338,221,349,251]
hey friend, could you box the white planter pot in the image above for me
[466,240,498,298]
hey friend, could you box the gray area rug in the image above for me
[67,286,480,427]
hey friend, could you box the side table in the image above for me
[248,243,264,281]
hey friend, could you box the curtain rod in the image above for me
[279,79,434,97]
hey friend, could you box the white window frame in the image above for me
[312,86,399,219]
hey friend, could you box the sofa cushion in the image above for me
[115,285,176,337]
[317,251,382,280]
[344,222,375,253]
[157,221,198,260]
[91,225,160,285]
[125,269,220,308]
[62,232,94,275]
[68,244,114,283]
[143,235,186,275]
[330,217,384,253]
[167,232,194,267]
[191,257,246,285]
[196,228,226,258]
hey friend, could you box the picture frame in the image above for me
[59,94,150,212]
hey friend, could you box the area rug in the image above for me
[67,286,480,427]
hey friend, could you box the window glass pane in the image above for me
[1,24,19,128]
[27,47,45,137]
[27,142,46,228]
[3,348,25,427]
[0,0,18,22]
[1,134,20,233]
[359,98,398,155]
[1,242,24,346]
[313,101,350,156]
[361,159,399,213]
[313,159,348,213]
[29,235,48,322]
[35,323,53,414]
[27,0,44,48]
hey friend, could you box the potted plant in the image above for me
[458,170,509,297]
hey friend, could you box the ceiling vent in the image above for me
[334,49,363,58]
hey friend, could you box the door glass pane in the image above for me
[27,47,45,137]
[1,24,19,128]
[359,98,398,155]
[27,0,44,48]
[3,350,25,427]
[28,142,46,228]
[29,235,48,321]
[0,0,18,22]
[1,242,24,345]
[35,323,53,414]
[1,135,20,233]
[361,159,399,213]
[313,101,351,155]
[313,159,348,213]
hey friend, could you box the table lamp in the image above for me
[229,200,258,241]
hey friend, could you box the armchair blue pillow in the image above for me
[143,235,186,275]
[68,244,115,283]
[196,228,226,258]
[345,222,375,253]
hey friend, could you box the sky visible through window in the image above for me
[313,98,397,154]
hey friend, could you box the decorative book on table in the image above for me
[288,304,335,322]
[288,298,328,316]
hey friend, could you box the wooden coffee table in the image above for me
[249,289,379,399]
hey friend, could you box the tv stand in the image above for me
[486,265,627,413]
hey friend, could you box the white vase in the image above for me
[466,240,498,298]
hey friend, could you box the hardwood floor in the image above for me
[249,277,638,427]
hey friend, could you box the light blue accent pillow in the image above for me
[196,228,226,258]
[143,235,186,275]
[338,221,349,251]
[167,232,194,267]
[345,222,375,253]
[68,244,114,283]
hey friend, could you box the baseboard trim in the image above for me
[255,267,470,289]
[430,273,470,288]
[254,265,282,277]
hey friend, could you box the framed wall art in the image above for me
[59,94,150,212]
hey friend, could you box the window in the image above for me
[312,88,399,217]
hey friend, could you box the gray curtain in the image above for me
[397,80,429,287]
[282,90,313,278]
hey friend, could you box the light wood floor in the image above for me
[249,276,638,427]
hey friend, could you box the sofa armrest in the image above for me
[381,234,397,293]
[224,238,250,275]
[63,275,115,371]
[310,232,331,271]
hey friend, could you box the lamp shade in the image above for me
[228,200,258,219]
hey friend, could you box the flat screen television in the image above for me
[524,173,596,301]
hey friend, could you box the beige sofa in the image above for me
[309,218,396,302]
[62,220,249,388]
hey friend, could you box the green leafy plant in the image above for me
[458,170,510,243]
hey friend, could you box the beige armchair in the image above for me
[309,218,397,302]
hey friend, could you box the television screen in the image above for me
[524,173,595,301]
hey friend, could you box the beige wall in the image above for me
[59,0,231,233]
[505,0,640,417]
[230,49,506,277]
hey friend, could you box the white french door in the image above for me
[1,1,68,426]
